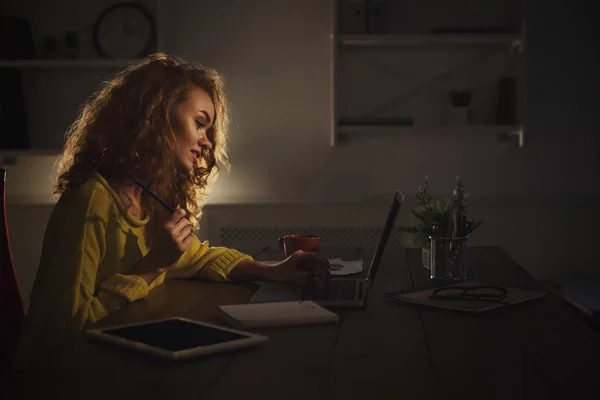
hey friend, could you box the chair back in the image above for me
[0,168,25,369]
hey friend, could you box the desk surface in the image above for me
[9,246,600,400]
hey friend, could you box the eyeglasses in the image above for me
[429,285,508,303]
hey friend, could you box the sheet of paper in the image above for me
[327,258,364,275]
[260,258,364,276]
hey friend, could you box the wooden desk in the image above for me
[8,246,600,400]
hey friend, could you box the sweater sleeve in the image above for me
[66,212,151,330]
[24,189,149,338]
[165,236,253,281]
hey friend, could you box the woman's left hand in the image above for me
[265,250,331,283]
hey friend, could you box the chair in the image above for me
[0,168,25,370]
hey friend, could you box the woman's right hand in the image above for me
[147,206,195,269]
[129,206,194,282]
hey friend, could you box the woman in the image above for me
[16,53,329,366]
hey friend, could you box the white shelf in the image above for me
[0,59,143,69]
[338,124,522,135]
[338,34,521,47]
[337,124,525,147]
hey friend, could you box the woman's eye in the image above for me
[195,120,205,129]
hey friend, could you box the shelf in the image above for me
[337,124,522,135]
[0,59,144,69]
[338,34,521,47]
[336,124,524,147]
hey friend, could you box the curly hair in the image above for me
[54,53,230,227]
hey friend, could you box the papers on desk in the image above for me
[260,258,364,276]
[327,258,363,275]
[218,301,339,329]
[385,280,546,313]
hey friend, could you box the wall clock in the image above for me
[93,2,157,59]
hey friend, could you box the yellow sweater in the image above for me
[16,172,252,366]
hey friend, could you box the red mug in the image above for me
[279,234,321,257]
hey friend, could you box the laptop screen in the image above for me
[365,190,404,287]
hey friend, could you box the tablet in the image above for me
[86,317,268,360]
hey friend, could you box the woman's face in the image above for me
[173,86,215,171]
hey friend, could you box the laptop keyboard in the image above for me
[302,279,363,302]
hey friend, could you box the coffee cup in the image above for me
[279,234,321,257]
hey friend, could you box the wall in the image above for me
[169,0,600,283]
[2,0,599,310]
[0,0,161,149]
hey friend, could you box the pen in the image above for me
[132,177,175,213]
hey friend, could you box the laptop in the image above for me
[249,190,404,308]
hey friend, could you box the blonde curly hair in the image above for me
[54,52,231,227]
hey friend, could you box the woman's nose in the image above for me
[199,133,213,150]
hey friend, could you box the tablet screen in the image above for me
[101,318,250,352]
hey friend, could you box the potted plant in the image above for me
[400,175,483,270]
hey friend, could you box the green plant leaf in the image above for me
[406,175,483,241]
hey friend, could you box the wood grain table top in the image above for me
[7,245,600,400]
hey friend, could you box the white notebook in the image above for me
[217,301,339,329]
